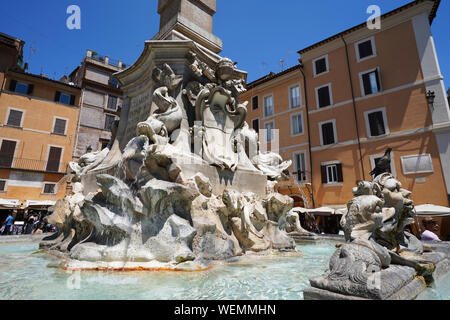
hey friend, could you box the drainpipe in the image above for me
[341,35,366,181]
[298,60,316,209]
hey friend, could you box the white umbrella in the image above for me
[414,204,450,217]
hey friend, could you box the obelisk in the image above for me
[154,0,222,54]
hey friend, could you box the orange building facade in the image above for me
[0,70,81,220]
[241,0,450,209]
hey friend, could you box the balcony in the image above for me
[0,156,67,174]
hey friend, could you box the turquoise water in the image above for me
[0,241,448,300]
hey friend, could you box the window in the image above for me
[6,109,23,127]
[0,139,17,167]
[293,151,307,182]
[252,118,259,133]
[46,146,62,172]
[356,37,376,61]
[401,154,434,175]
[55,91,76,106]
[364,108,388,138]
[252,96,259,110]
[104,114,116,131]
[109,77,119,88]
[319,120,337,146]
[53,118,67,135]
[43,183,56,194]
[107,95,118,110]
[313,56,329,76]
[9,80,34,95]
[316,84,332,108]
[264,95,274,117]
[291,113,304,135]
[290,85,301,108]
[0,180,6,192]
[321,162,343,184]
[264,121,275,142]
[360,68,381,96]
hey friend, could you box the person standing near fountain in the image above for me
[421,218,441,242]
[2,213,13,235]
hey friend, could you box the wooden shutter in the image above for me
[54,91,61,102]
[374,69,381,91]
[70,94,76,106]
[362,73,372,95]
[9,80,17,92]
[27,84,34,95]
[336,163,344,182]
[46,147,62,172]
[7,110,23,126]
[53,119,67,135]
[0,140,17,167]
[318,86,330,108]
[321,165,328,184]
[252,96,259,110]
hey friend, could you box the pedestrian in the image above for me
[3,213,14,235]
[421,217,441,242]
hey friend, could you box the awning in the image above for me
[0,199,21,209]
[293,207,338,216]
[26,200,57,208]
[414,204,450,217]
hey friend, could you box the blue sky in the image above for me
[1,0,449,87]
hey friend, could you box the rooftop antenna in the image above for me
[260,61,267,75]
[28,41,38,61]
[279,59,285,71]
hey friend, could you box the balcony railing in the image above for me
[0,156,67,174]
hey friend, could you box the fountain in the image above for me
[304,162,450,300]
[39,0,314,272]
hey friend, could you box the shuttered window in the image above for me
[252,119,259,133]
[55,91,76,105]
[0,140,17,167]
[53,118,67,135]
[9,80,34,95]
[252,96,259,110]
[264,95,274,117]
[358,40,374,60]
[314,58,328,75]
[7,109,23,127]
[294,152,307,182]
[107,95,118,110]
[43,183,56,194]
[290,85,301,108]
[104,114,115,131]
[264,121,274,142]
[46,146,62,172]
[362,69,381,95]
[368,111,386,136]
[291,114,303,135]
[317,86,331,108]
[321,163,343,184]
[321,122,336,145]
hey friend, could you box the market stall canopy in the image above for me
[0,199,20,209]
[26,200,57,208]
[414,204,450,217]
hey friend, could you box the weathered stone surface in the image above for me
[264,193,293,222]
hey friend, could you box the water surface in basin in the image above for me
[0,241,335,300]
[0,240,447,300]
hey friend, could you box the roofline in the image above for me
[245,65,301,90]
[298,0,440,55]
[0,31,25,45]
[7,70,82,91]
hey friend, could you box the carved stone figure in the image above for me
[41,43,297,271]
[306,166,445,300]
